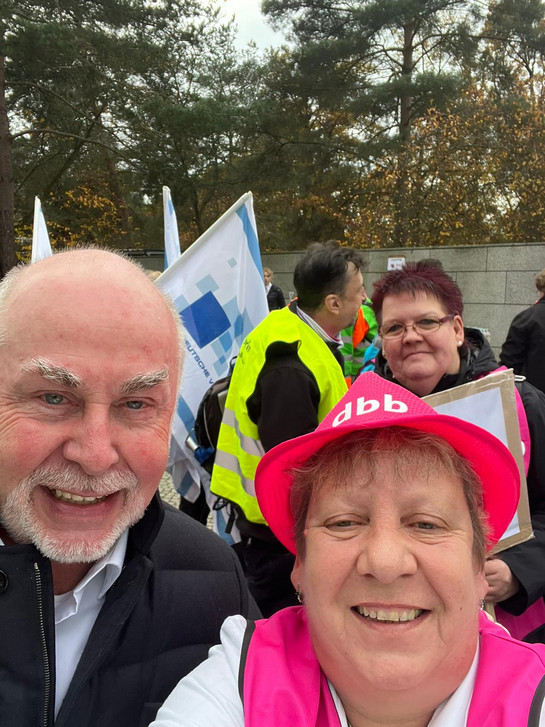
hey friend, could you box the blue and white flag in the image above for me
[163,186,181,269]
[157,192,268,540]
[31,196,52,262]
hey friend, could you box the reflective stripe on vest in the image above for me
[211,307,347,524]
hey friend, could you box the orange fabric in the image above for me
[352,307,369,347]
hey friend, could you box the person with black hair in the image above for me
[211,241,365,616]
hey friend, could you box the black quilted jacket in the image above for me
[0,494,256,727]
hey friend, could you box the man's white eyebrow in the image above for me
[120,369,170,395]
[20,357,83,388]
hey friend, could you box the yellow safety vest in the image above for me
[211,307,348,524]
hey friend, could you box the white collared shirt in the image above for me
[0,530,128,717]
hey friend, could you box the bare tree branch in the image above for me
[11,128,137,167]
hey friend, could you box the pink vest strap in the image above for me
[496,599,545,642]
[242,609,545,727]
[466,613,545,726]
[243,607,340,727]
[517,386,531,475]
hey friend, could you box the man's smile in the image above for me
[51,488,109,505]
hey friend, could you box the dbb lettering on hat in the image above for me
[332,394,408,427]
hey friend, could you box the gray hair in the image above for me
[0,264,25,344]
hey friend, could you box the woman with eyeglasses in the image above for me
[372,261,545,641]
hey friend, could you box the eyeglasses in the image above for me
[380,315,455,340]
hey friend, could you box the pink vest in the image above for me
[242,607,545,727]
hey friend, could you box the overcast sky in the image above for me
[218,0,286,49]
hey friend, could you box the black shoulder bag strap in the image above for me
[238,620,256,703]
[528,674,545,726]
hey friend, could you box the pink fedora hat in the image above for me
[255,372,520,554]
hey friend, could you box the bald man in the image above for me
[0,250,256,727]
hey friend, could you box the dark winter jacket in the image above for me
[0,493,257,727]
[266,284,285,311]
[500,297,545,395]
[376,328,545,615]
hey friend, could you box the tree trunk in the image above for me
[0,53,17,277]
[399,19,414,141]
[394,19,415,247]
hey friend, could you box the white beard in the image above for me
[1,463,147,563]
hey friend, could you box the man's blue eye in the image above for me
[126,400,144,410]
[44,393,65,405]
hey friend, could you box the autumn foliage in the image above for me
[4,0,545,260]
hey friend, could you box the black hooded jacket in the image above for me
[375,328,545,616]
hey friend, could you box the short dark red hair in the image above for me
[371,261,464,323]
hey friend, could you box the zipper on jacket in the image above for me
[34,562,52,727]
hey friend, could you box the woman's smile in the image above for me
[352,605,426,623]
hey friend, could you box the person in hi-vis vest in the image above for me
[211,241,365,616]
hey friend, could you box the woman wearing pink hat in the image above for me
[150,374,545,727]
[371,262,545,640]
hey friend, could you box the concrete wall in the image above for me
[263,242,545,357]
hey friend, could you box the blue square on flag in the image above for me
[180,291,230,348]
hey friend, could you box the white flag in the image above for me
[157,192,268,541]
[31,197,53,262]
[163,186,181,269]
